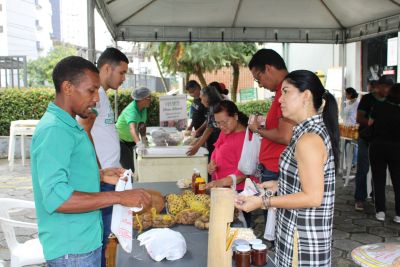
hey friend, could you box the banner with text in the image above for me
[159,95,187,130]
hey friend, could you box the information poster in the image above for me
[159,95,187,130]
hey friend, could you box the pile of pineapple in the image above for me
[166,190,210,228]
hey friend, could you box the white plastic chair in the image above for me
[0,198,45,267]
[8,120,39,170]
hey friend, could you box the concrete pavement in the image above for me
[0,158,399,267]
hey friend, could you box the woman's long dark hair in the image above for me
[284,70,340,169]
[201,85,222,107]
[213,100,248,127]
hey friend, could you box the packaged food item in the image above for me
[195,176,206,194]
[251,243,267,266]
[235,245,251,267]
[192,169,201,191]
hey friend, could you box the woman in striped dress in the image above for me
[235,70,339,266]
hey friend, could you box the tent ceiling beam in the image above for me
[231,0,243,28]
[116,0,158,27]
[116,26,345,43]
[320,0,344,29]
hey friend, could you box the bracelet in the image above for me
[261,190,274,209]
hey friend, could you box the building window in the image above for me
[0,26,3,33]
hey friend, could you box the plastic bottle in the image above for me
[192,169,200,192]
[195,176,206,194]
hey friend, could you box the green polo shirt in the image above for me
[116,100,147,142]
[31,102,102,260]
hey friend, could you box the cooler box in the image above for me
[134,146,208,182]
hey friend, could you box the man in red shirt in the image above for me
[248,49,294,188]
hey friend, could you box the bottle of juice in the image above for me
[192,169,200,192]
[195,176,206,194]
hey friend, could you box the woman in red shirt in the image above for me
[206,100,259,191]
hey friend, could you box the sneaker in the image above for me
[376,212,385,221]
[354,202,364,211]
[394,216,400,224]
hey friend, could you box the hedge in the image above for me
[0,88,271,136]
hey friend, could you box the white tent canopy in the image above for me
[95,0,400,43]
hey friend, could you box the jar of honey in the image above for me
[251,243,268,266]
[195,177,206,194]
[235,245,251,267]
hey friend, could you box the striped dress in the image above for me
[274,114,336,267]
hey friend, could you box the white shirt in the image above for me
[91,87,121,168]
[342,99,359,125]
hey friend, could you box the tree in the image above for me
[147,42,257,102]
[27,45,77,87]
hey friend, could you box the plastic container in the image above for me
[192,169,201,191]
[251,243,267,266]
[195,177,206,194]
[232,239,250,260]
[248,238,262,247]
[235,245,251,267]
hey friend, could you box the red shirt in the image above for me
[259,83,286,173]
[211,131,258,191]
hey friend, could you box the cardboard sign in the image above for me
[159,95,187,130]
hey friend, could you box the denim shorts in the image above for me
[255,163,279,182]
[47,247,101,267]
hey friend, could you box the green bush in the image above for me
[0,88,162,136]
[0,88,271,136]
[237,100,271,116]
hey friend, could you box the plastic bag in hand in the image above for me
[137,228,187,261]
[238,127,261,175]
[137,141,146,155]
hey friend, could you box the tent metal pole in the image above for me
[87,0,96,63]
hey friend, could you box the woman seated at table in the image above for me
[206,100,259,225]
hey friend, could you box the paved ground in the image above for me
[0,158,399,266]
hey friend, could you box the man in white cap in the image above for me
[116,87,152,170]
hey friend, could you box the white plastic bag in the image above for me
[137,228,187,262]
[111,169,141,253]
[238,127,261,175]
[263,208,276,241]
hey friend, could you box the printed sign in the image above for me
[159,95,187,130]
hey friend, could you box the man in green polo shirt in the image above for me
[116,87,152,170]
[31,56,151,266]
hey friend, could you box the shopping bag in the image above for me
[238,127,261,175]
[111,169,142,253]
[137,228,187,261]
[263,208,276,241]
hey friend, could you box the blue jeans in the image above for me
[354,138,369,202]
[47,247,101,267]
[345,140,358,166]
[100,183,115,267]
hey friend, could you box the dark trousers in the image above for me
[369,143,400,216]
[119,140,136,171]
[354,138,370,202]
[100,183,115,267]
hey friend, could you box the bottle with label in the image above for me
[192,169,200,192]
[195,177,206,194]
